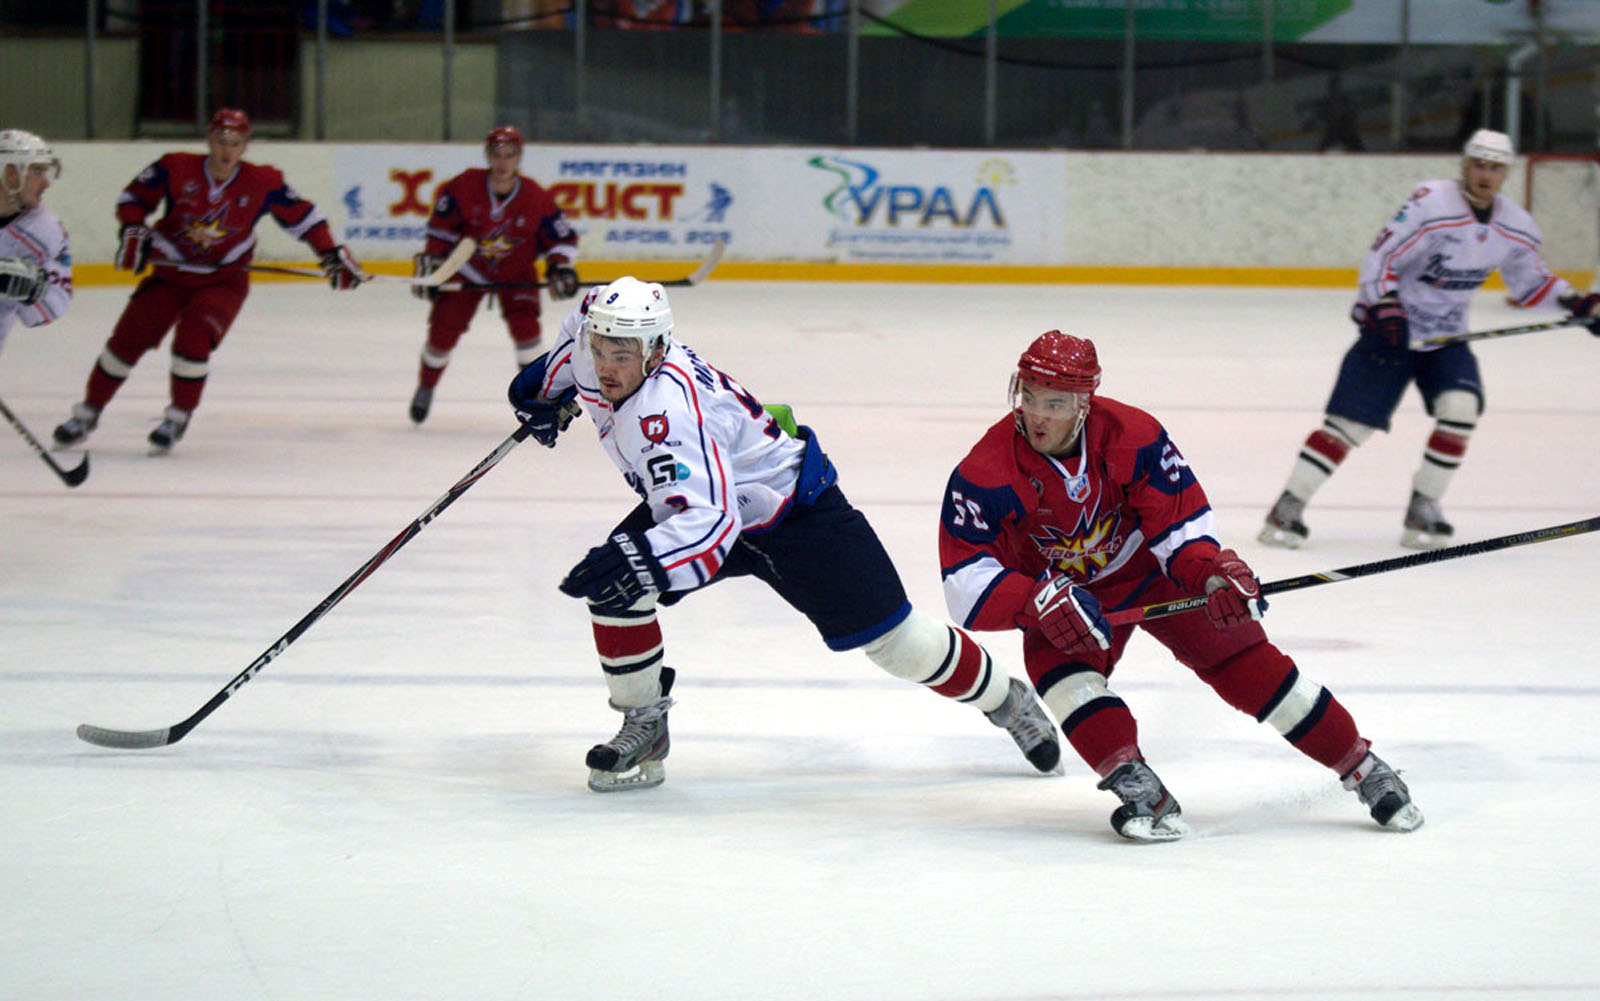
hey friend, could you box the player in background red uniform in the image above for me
[52,108,366,454]
[407,125,579,424]
[939,331,1422,841]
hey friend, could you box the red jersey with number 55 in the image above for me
[938,395,1224,633]
[423,169,578,285]
[116,152,335,271]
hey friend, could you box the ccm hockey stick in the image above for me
[0,395,88,487]
[434,236,727,293]
[1106,514,1600,628]
[242,237,478,286]
[75,424,532,749]
[1421,315,1591,348]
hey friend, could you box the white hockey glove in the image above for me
[0,256,45,306]
[412,253,442,301]
[319,245,367,291]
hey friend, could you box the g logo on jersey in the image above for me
[640,413,670,443]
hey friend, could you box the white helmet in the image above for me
[585,277,674,371]
[1462,128,1515,165]
[0,130,61,199]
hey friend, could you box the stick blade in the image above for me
[677,237,726,286]
[59,454,89,487]
[76,722,173,749]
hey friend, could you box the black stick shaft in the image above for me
[0,395,88,487]
[76,426,530,749]
[1107,515,1600,627]
[1422,317,1585,347]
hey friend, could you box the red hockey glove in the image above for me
[115,223,150,273]
[1365,298,1409,349]
[1029,575,1111,655]
[1200,548,1266,631]
[320,245,367,291]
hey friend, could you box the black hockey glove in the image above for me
[0,256,46,306]
[509,358,580,446]
[1364,298,1409,350]
[559,531,669,612]
[546,262,579,301]
[320,245,367,291]
[411,253,442,301]
[1558,292,1600,336]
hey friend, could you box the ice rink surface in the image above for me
[3,278,1598,1001]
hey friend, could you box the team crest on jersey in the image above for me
[1029,506,1124,580]
[640,413,670,443]
[182,207,231,249]
[477,228,524,265]
[1065,471,1090,502]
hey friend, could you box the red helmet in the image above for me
[1017,331,1100,394]
[208,108,252,137]
[486,125,524,152]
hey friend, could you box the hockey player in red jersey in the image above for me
[407,125,579,424]
[52,108,366,454]
[939,331,1422,841]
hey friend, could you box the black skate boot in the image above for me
[1258,490,1309,549]
[52,403,99,448]
[1400,492,1452,550]
[1097,759,1189,842]
[586,667,676,792]
[985,677,1063,774]
[1341,750,1424,832]
[147,407,190,454]
[409,386,433,425]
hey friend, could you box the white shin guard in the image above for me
[862,610,1009,713]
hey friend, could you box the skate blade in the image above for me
[1257,523,1304,549]
[1378,802,1425,833]
[1115,814,1191,843]
[587,760,665,793]
[1399,527,1450,550]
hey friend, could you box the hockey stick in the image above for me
[1420,315,1591,348]
[75,424,532,749]
[434,236,727,293]
[1105,514,1600,628]
[240,237,478,287]
[0,395,88,487]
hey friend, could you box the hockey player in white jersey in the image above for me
[0,130,71,355]
[1260,129,1600,550]
[508,277,1062,791]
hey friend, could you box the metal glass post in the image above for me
[710,0,723,140]
[984,0,997,146]
[576,0,587,138]
[846,0,859,145]
[85,0,97,138]
[1121,0,1135,149]
[444,0,456,140]
[316,0,328,139]
[196,0,209,130]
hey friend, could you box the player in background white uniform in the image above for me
[507,277,1062,791]
[0,130,71,355]
[1260,129,1600,550]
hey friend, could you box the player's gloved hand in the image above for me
[1365,298,1410,350]
[1558,292,1600,335]
[1027,574,1112,655]
[0,256,46,305]
[559,531,669,612]
[411,253,442,301]
[115,223,150,273]
[1199,548,1267,630]
[511,385,579,447]
[320,245,367,291]
[546,261,579,301]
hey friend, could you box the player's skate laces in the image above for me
[147,407,191,454]
[1257,490,1309,549]
[985,677,1063,774]
[409,386,433,425]
[52,403,99,448]
[1341,750,1423,832]
[1096,760,1190,842]
[586,667,676,793]
[1400,491,1452,550]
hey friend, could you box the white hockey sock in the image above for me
[1412,390,1478,501]
[862,610,1010,713]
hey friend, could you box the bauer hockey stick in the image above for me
[434,236,726,293]
[1421,315,1592,348]
[75,424,533,749]
[0,395,88,487]
[242,237,478,287]
[1105,514,1600,628]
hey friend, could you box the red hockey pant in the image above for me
[86,270,249,414]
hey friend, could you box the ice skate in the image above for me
[586,667,676,792]
[985,677,1063,774]
[1096,760,1189,842]
[1341,750,1423,832]
[51,403,99,449]
[1400,491,1453,550]
[1257,490,1308,549]
[147,406,190,454]
[409,386,433,425]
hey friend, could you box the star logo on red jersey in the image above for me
[1029,507,1123,580]
[476,229,524,265]
[182,213,230,249]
